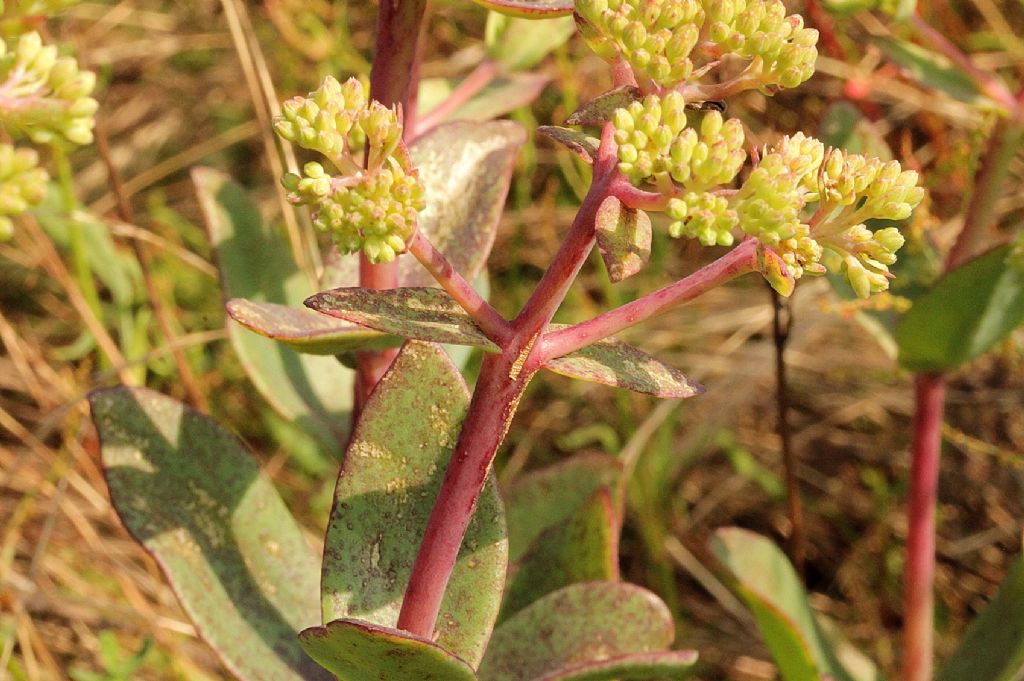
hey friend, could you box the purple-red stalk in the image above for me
[397,128,619,637]
[356,0,428,416]
[407,230,513,345]
[902,373,946,681]
[537,237,758,363]
[901,27,1024,681]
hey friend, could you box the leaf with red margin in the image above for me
[543,330,703,398]
[305,287,500,352]
[298,619,477,681]
[478,582,679,681]
[595,195,651,283]
[226,299,400,355]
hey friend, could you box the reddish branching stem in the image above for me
[537,237,758,364]
[397,113,758,637]
[407,230,512,345]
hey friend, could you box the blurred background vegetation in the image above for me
[1,0,1023,678]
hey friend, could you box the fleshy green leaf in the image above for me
[544,333,703,398]
[537,126,600,164]
[504,453,624,563]
[322,120,526,290]
[226,299,399,355]
[89,386,329,681]
[320,342,507,668]
[878,37,995,108]
[501,488,619,621]
[711,527,856,681]
[478,582,679,681]
[539,652,699,680]
[469,0,575,18]
[936,558,1024,681]
[485,12,575,70]
[298,619,477,681]
[565,86,642,126]
[896,245,1024,372]
[194,166,352,451]
[305,287,500,352]
[595,195,651,283]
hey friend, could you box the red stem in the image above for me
[538,238,758,362]
[902,373,946,681]
[356,0,428,415]
[395,351,531,634]
[396,129,620,638]
[407,230,512,345]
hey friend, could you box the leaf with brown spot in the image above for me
[477,582,678,681]
[226,299,400,355]
[537,126,600,164]
[305,287,500,352]
[320,342,506,668]
[469,0,575,18]
[298,619,477,681]
[543,332,702,398]
[89,386,329,681]
[504,453,624,564]
[500,488,619,621]
[595,195,651,282]
[565,86,642,126]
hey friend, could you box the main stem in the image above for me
[396,152,616,637]
[902,373,945,681]
[901,78,1023,681]
[356,0,428,415]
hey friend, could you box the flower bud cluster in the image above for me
[819,149,924,221]
[612,92,745,189]
[274,76,425,264]
[732,133,922,297]
[821,224,905,299]
[707,0,819,89]
[666,191,737,246]
[0,32,97,145]
[575,0,818,91]
[274,76,381,171]
[575,0,704,87]
[0,143,46,240]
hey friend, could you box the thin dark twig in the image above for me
[94,118,209,412]
[771,286,805,576]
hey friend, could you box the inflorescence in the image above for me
[609,93,923,298]
[274,75,425,264]
[575,0,819,92]
[0,19,98,240]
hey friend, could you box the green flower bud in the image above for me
[0,144,47,241]
[0,32,97,146]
